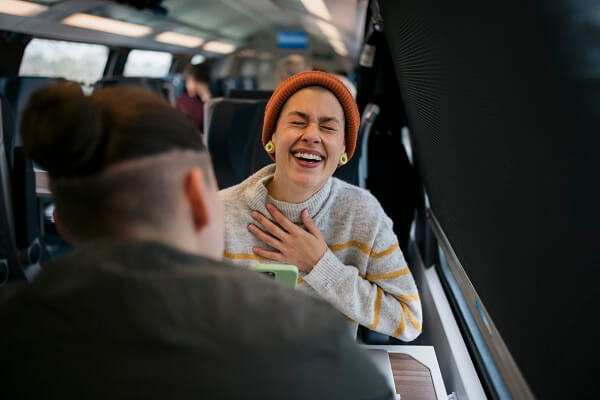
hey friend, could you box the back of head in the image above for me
[276,54,311,82]
[183,62,211,84]
[20,83,212,240]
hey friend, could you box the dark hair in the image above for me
[20,83,205,179]
[183,62,211,83]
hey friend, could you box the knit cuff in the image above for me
[303,248,346,291]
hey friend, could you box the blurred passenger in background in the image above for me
[276,54,312,83]
[176,61,212,135]
[333,72,357,99]
[312,66,357,99]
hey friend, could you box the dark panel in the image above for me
[0,31,30,75]
[380,0,599,397]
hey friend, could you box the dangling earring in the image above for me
[339,153,348,165]
[265,141,275,154]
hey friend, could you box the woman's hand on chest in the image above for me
[247,203,327,272]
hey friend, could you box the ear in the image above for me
[185,168,209,231]
[53,208,74,244]
[337,145,347,168]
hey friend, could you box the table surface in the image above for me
[360,345,447,400]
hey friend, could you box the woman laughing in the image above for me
[220,71,422,341]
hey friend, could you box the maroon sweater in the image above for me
[176,93,204,133]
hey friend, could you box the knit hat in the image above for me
[262,71,360,161]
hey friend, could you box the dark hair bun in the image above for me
[20,83,104,178]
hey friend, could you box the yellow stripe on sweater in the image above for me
[394,294,420,303]
[365,267,410,280]
[328,241,399,259]
[367,287,383,330]
[223,251,270,261]
[393,306,407,337]
[329,240,372,255]
[370,241,399,258]
[402,302,422,333]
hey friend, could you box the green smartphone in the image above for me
[254,264,299,289]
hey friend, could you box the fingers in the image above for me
[301,209,323,239]
[248,224,282,251]
[266,204,298,233]
[251,210,287,239]
[252,246,284,262]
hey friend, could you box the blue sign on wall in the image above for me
[277,32,308,49]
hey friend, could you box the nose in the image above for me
[301,122,321,144]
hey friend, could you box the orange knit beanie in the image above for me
[262,71,360,161]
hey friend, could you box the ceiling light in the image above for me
[300,0,331,21]
[62,13,152,38]
[315,20,341,40]
[155,31,204,48]
[203,41,236,54]
[0,0,48,16]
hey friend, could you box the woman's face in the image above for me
[271,87,346,196]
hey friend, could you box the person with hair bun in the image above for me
[221,71,423,341]
[0,83,395,399]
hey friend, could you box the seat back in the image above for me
[205,97,271,189]
[211,76,258,97]
[0,76,60,277]
[0,98,24,285]
[227,89,273,100]
[357,103,380,188]
[0,76,65,166]
[333,103,380,187]
[95,76,175,105]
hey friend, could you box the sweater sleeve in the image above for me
[303,214,422,341]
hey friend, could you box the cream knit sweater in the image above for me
[219,164,422,341]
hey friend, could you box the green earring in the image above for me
[339,153,348,165]
[265,141,275,153]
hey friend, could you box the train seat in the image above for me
[0,97,23,286]
[333,102,380,188]
[0,76,65,281]
[210,76,257,97]
[226,89,273,99]
[204,96,271,189]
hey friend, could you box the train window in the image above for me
[19,38,109,84]
[123,49,172,77]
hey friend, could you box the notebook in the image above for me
[364,349,400,399]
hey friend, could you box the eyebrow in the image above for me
[286,111,341,124]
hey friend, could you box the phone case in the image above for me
[254,264,299,288]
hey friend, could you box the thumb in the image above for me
[302,209,322,239]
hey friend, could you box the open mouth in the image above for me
[292,151,324,164]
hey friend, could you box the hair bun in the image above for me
[20,83,104,178]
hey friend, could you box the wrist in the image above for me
[303,245,327,272]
